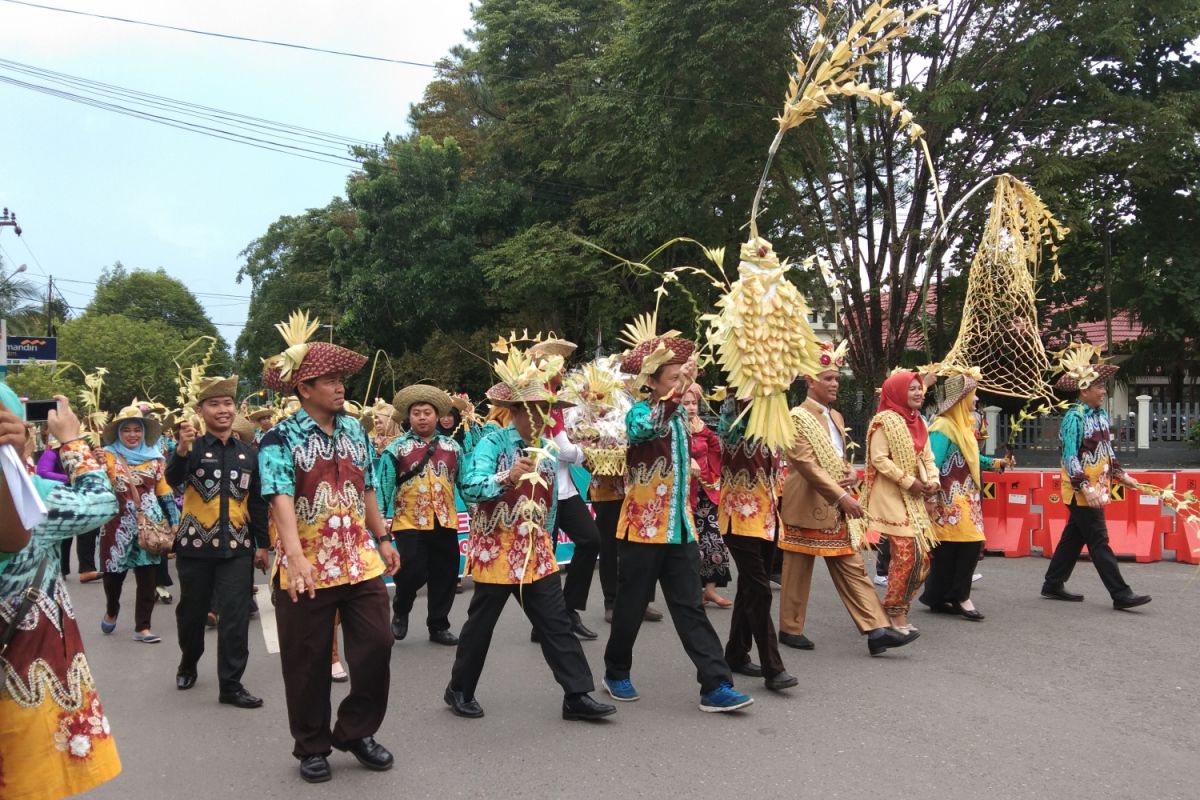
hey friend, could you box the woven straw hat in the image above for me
[936,372,980,415]
[247,407,274,422]
[231,415,256,444]
[485,381,574,410]
[101,403,163,447]
[393,384,453,418]
[529,338,577,364]
[195,375,239,404]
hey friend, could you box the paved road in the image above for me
[71,554,1200,800]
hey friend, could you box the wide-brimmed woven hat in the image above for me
[936,372,980,415]
[231,415,256,444]
[393,384,453,418]
[194,375,239,405]
[102,402,163,447]
[261,311,367,393]
[1053,343,1119,392]
[529,338,578,365]
[485,381,575,410]
[247,406,274,422]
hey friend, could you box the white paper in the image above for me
[1007,494,1028,506]
[1138,495,1160,506]
[1,443,48,530]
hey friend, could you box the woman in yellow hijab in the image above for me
[919,371,1012,620]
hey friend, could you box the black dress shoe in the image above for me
[1113,593,1152,610]
[779,632,815,650]
[530,627,541,643]
[444,686,484,718]
[1041,584,1084,602]
[958,606,985,621]
[176,671,197,690]
[333,736,393,771]
[218,689,264,709]
[765,671,799,691]
[868,627,920,656]
[299,754,331,783]
[391,614,408,641]
[562,693,617,721]
[730,661,764,678]
[569,611,598,640]
[923,601,957,614]
[429,629,459,646]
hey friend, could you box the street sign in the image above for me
[5,335,57,364]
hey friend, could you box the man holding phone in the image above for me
[166,375,270,707]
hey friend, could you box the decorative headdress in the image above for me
[262,311,367,393]
[528,337,578,366]
[1052,343,1119,392]
[616,311,695,385]
[936,368,982,416]
[814,340,848,373]
[247,406,274,423]
[486,335,574,410]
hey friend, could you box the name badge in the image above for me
[239,473,252,490]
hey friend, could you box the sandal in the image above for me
[331,662,349,683]
[133,631,161,644]
[155,587,174,605]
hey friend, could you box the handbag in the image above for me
[129,476,174,556]
[0,556,50,656]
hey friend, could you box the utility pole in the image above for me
[46,275,54,336]
[0,208,20,237]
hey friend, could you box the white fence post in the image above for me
[984,406,1001,455]
[1136,394,1151,449]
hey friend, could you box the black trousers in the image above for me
[156,554,173,587]
[920,541,983,607]
[392,525,459,633]
[59,529,98,576]
[604,540,732,694]
[594,499,622,609]
[274,577,392,759]
[449,573,594,699]
[725,535,786,678]
[1044,504,1132,599]
[556,494,600,612]
[103,564,157,630]
[176,555,254,692]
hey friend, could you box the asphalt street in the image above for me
[70,553,1200,800]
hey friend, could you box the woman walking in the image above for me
[98,403,180,643]
[680,384,731,607]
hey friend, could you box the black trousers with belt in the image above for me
[604,540,731,694]
[1044,503,1132,599]
[556,494,600,612]
[274,577,393,759]
[449,573,594,700]
[391,524,460,633]
[176,555,254,693]
[724,534,786,678]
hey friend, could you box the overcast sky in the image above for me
[0,0,475,342]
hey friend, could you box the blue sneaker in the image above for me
[100,616,116,634]
[603,677,640,702]
[699,681,754,713]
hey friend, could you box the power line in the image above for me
[0,72,362,168]
[0,57,374,150]
[51,275,250,300]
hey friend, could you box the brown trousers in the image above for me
[274,577,392,758]
[779,550,890,635]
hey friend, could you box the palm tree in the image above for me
[0,260,48,335]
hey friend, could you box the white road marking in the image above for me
[256,583,280,654]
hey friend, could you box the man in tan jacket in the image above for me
[777,345,920,656]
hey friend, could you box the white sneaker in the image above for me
[971,573,983,583]
[873,575,888,586]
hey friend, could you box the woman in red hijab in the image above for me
[861,371,939,633]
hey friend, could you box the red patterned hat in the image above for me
[620,336,695,377]
[261,311,367,393]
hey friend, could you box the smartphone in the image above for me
[24,399,59,423]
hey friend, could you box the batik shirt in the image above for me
[1059,401,1124,505]
[166,433,269,558]
[459,425,558,585]
[717,398,781,541]
[617,399,696,545]
[929,432,996,543]
[258,409,384,591]
[375,431,463,531]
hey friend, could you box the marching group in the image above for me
[0,314,1151,797]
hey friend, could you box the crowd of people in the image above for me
[0,312,1152,796]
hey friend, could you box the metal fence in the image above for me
[994,412,1138,453]
[1150,402,1200,442]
